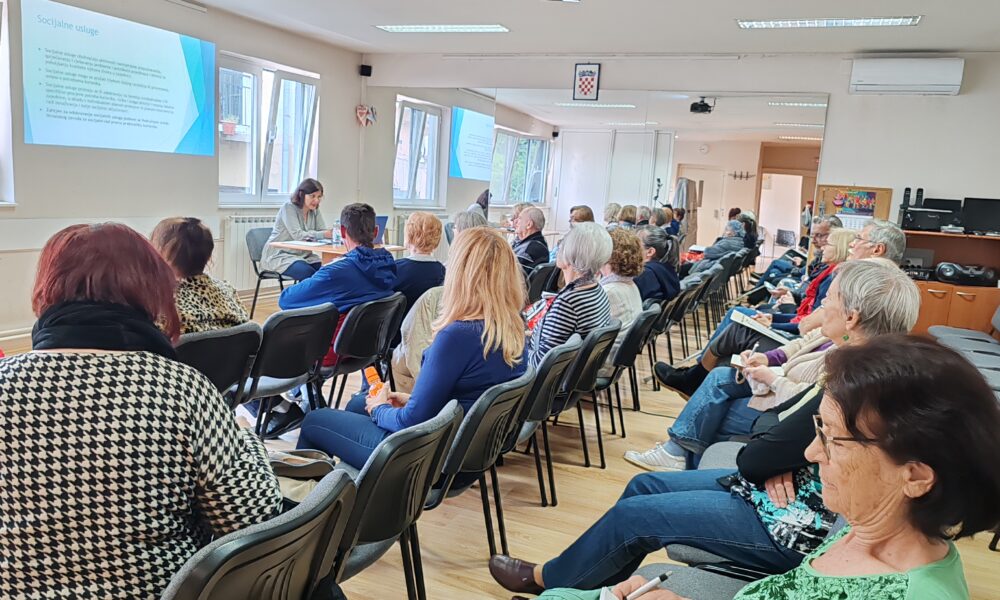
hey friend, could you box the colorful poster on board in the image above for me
[833,190,876,216]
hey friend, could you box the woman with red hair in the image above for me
[0,223,282,599]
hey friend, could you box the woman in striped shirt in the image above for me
[528,221,613,367]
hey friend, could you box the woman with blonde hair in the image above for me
[297,227,528,468]
[618,205,638,229]
[604,203,622,230]
[394,211,446,317]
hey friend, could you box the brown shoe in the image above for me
[489,555,544,595]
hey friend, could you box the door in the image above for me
[759,173,805,258]
[678,165,726,246]
[555,131,613,233]
[913,281,953,335]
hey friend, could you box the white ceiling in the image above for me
[491,89,827,143]
[197,0,1000,55]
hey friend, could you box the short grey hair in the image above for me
[604,202,621,223]
[638,225,669,261]
[834,257,920,336]
[864,219,906,264]
[453,211,488,233]
[557,221,613,277]
[521,207,546,231]
[813,215,844,229]
[637,206,652,221]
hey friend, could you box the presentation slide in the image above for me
[21,0,215,156]
[449,107,495,181]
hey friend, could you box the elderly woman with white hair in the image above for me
[681,219,745,277]
[604,202,622,231]
[527,221,613,368]
[491,258,925,596]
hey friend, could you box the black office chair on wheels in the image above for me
[246,227,296,318]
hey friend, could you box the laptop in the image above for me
[374,215,389,245]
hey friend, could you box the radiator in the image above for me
[393,209,450,261]
[225,215,278,292]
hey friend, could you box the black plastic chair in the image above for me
[526,262,559,305]
[423,368,535,557]
[318,401,462,600]
[321,293,407,407]
[551,321,621,470]
[160,470,356,600]
[235,304,340,436]
[594,305,661,434]
[246,227,295,318]
[175,322,261,394]
[377,296,410,393]
[507,337,582,507]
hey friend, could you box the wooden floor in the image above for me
[3,293,997,599]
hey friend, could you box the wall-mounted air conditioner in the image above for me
[849,58,965,95]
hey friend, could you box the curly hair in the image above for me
[606,228,643,278]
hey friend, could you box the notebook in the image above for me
[731,309,796,345]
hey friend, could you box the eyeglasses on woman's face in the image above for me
[813,414,877,460]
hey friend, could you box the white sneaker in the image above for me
[624,443,686,472]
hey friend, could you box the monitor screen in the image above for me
[962,198,1000,233]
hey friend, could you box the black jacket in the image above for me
[512,231,550,276]
[736,385,823,485]
[633,261,680,302]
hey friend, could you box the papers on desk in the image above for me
[290,241,328,247]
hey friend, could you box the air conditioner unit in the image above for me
[849,58,965,95]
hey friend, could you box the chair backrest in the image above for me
[246,228,272,265]
[517,337,582,428]
[611,305,661,369]
[333,293,407,364]
[161,471,356,600]
[526,262,559,305]
[432,369,536,501]
[176,322,262,393]
[245,303,340,402]
[562,320,621,398]
[332,400,463,580]
[775,228,797,247]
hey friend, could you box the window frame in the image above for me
[491,129,550,207]
[392,99,443,208]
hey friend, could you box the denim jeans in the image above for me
[699,307,757,360]
[541,469,803,589]
[282,260,320,282]
[296,393,390,469]
[668,367,761,458]
[760,258,794,285]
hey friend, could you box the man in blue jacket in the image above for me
[634,226,680,302]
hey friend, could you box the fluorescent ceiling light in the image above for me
[768,101,828,108]
[737,16,922,29]
[605,121,659,127]
[778,135,823,141]
[774,122,825,128]
[554,102,637,109]
[376,24,509,33]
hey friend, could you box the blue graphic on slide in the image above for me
[449,107,495,181]
[21,0,216,156]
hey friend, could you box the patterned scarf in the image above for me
[32,301,177,360]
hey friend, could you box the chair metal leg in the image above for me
[478,473,498,556]
[605,387,617,435]
[575,401,591,468]
[693,310,702,348]
[542,422,558,506]
[531,432,548,507]
[647,348,657,392]
[666,325,675,364]
[334,375,348,409]
[250,277,263,319]
[628,366,640,412]
[991,531,999,552]
[680,320,690,356]
[612,387,625,438]
[304,377,318,412]
[398,528,418,600]
[591,392,606,469]
[253,395,271,436]
[409,524,427,600]
[489,465,509,556]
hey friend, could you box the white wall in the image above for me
[672,140,761,215]
[0,0,363,336]
[758,173,804,257]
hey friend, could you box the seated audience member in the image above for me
[604,202,622,230]
[617,205,638,230]
[728,206,742,221]
[394,211,445,316]
[672,207,686,235]
[633,226,680,302]
[759,216,842,285]
[260,178,332,282]
[848,218,906,263]
[739,211,759,249]
[681,219,744,276]
[151,217,249,335]
[297,227,527,469]
[389,286,443,394]
[635,205,652,227]
[452,210,489,235]
[468,188,491,219]
[550,204,597,261]
[0,223,282,598]
[528,222,612,368]
[631,258,918,470]
[524,335,1000,600]
[598,229,644,377]
[512,207,550,275]
[648,207,668,228]
[505,202,534,229]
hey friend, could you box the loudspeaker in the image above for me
[935,262,999,287]
[552,131,560,139]
[359,64,373,77]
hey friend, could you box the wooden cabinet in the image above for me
[912,281,1000,335]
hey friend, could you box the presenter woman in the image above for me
[260,178,332,281]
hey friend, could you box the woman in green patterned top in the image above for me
[545,335,1000,600]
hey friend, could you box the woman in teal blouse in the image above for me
[533,335,1000,600]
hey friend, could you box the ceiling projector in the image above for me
[690,97,714,114]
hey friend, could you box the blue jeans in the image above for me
[668,367,761,458]
[283,260,320,282]
[297,393,390,469]
[541,469,803,589]
[699,307,757,360]
[760,258,793,285]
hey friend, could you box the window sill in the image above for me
[0,202,17,208]
[219,204,285,210]
[393,204,447,211]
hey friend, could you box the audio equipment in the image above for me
[359,64,373,77]
[904,267,934,281]
[935,262,998,287]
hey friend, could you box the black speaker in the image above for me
[359,64,373,77]
[552,131,560,139]
[935,262,998,287]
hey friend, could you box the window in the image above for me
[491,131,549,205]
[218,55,319,206]
[393,100,441,206]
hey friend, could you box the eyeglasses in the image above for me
[812,414,877,459]
[852,235,875,246]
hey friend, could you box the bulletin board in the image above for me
[817,185,893,221]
